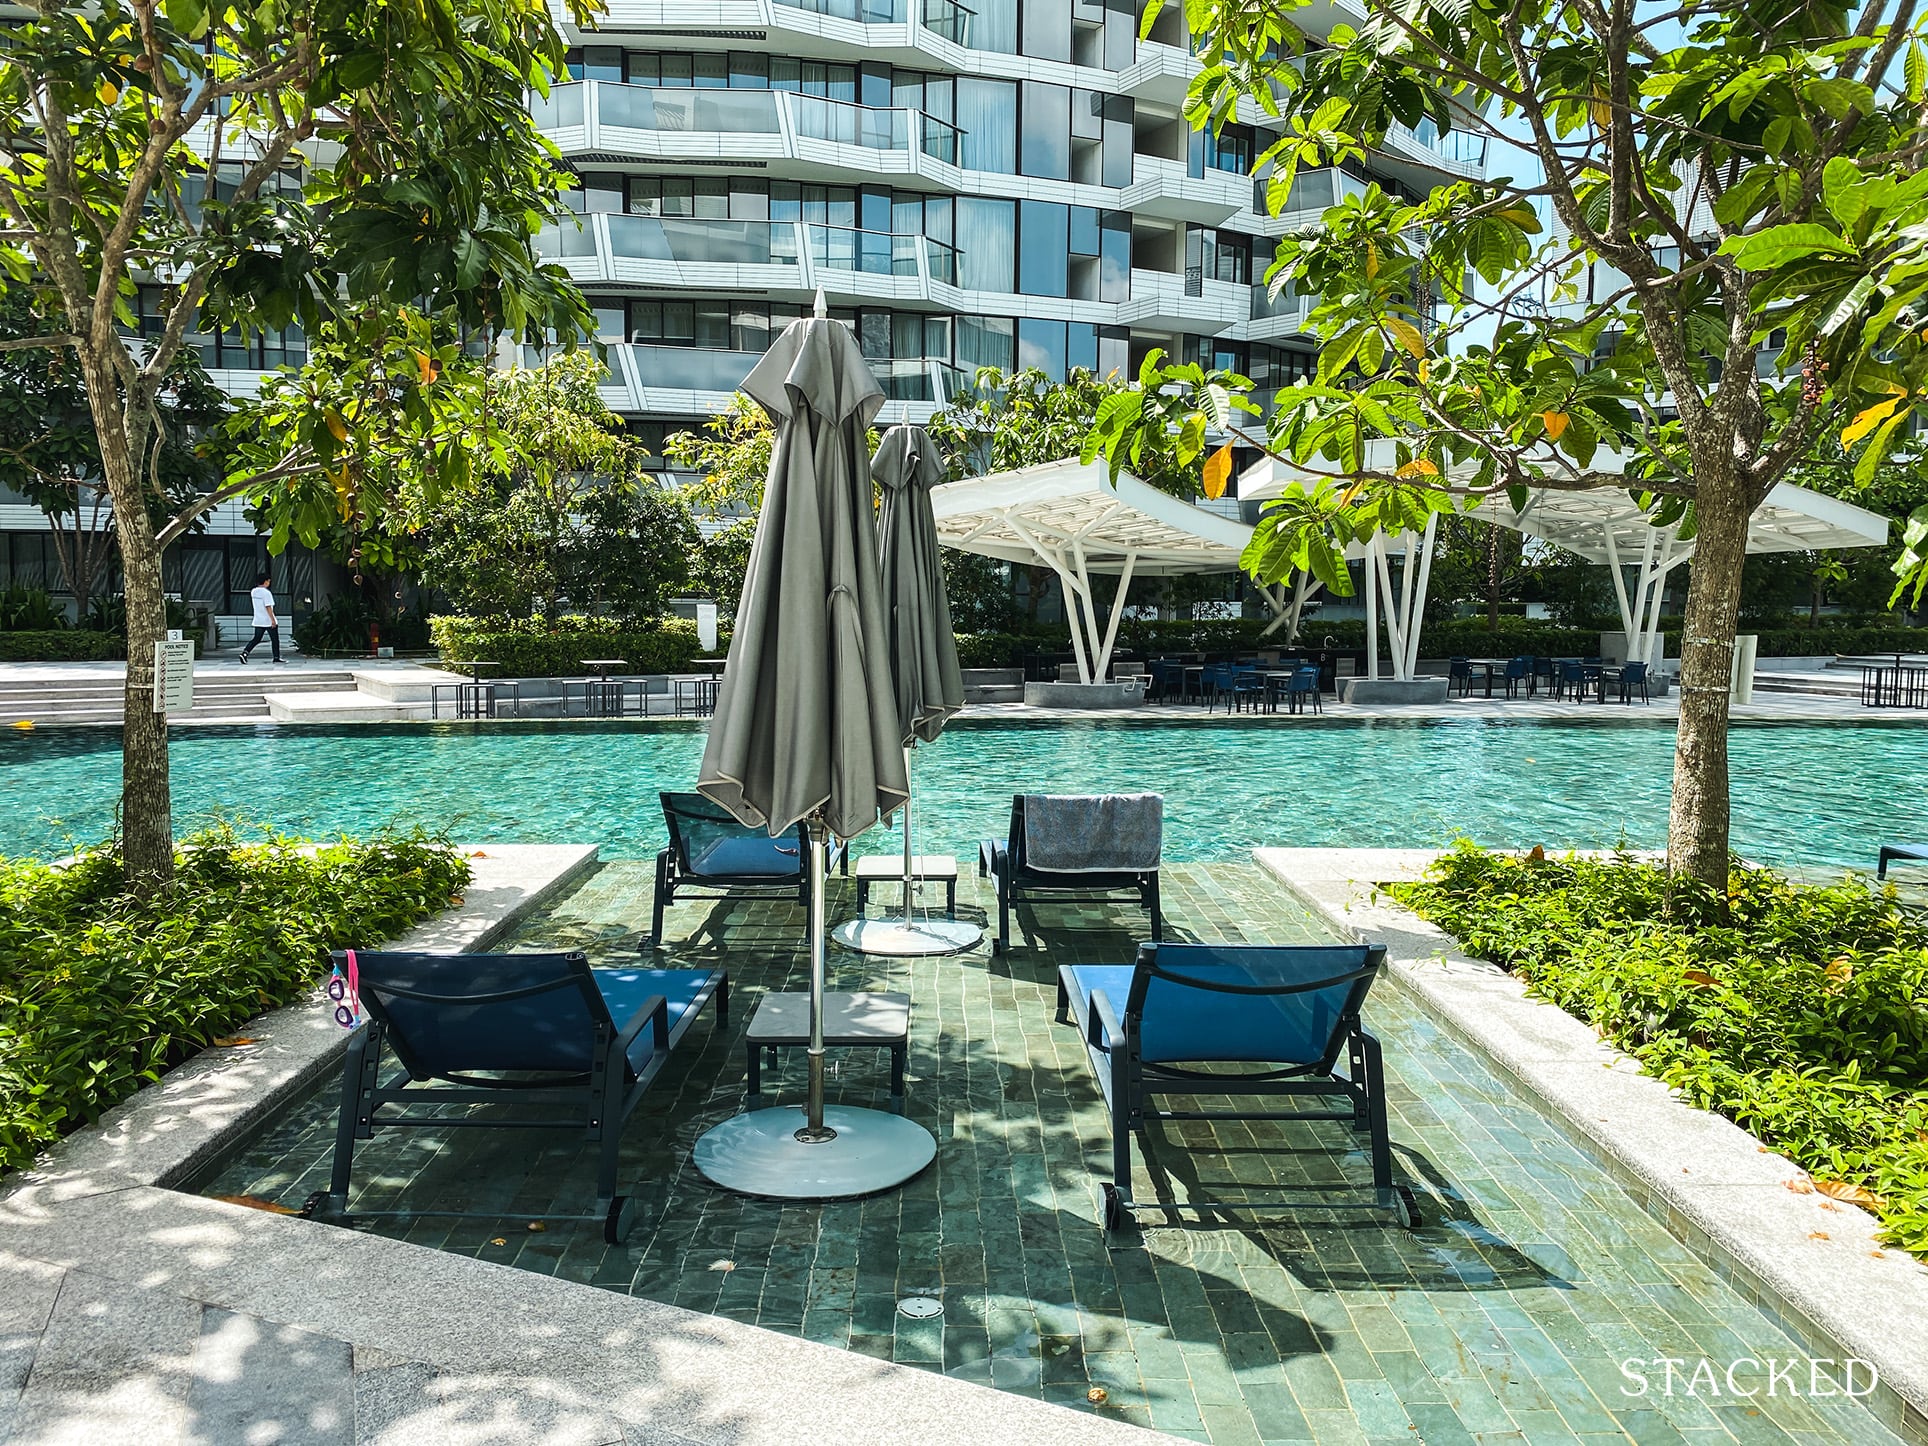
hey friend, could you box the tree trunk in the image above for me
[1666,475,1750,890]
[76,347,173,884]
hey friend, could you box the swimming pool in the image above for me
[4,717,1924,871]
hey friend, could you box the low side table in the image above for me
[745,991,910,1115]
[852,854,959,918]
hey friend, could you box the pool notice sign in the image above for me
[154,635,194,715]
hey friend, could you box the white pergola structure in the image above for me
[1239,446,1889,675]
[1238,455,1443,682]
[928,458,1266,683]
[1468,477,1889,668]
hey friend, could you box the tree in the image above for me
[0,0,592,883]
[420,352,694,621]
[1096,0,1928,886]
[0,290,225,617]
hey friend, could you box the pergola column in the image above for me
[1365,516,1439,682]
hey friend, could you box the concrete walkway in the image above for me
[0,845,1167,1446]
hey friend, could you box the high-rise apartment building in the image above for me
[0,1,1484,625]
[535,0,1485,461]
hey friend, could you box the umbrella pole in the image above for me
[902,745,915,922]
[798,817,836,1144]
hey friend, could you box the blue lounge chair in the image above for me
[311,950,727,1242]
[652,791,844,944]
[978,793,1162,954]
[1878,844,1928,880]
[1055,941,1413,1232]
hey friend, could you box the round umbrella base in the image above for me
[693,1105,936,1201]
[831,916,983,957]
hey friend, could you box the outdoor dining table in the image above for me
[1464,658,1507,697]
[1859,655,1928,708]
[675,675,720,715]
[567,659,630,718]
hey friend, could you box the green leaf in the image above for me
[1723,223,1856,270]
[1822,157,1870,230]
[162,0,207,38]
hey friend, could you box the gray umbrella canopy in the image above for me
[696,317,909,841]
[873,425,964,747]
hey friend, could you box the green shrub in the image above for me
[0,826,470,1174]
[429,613,704,676]
[1393,844,1928,1258]
[0,630,122,662]
[0,586,67,631]
[294,594,372,655]
[1661,623,1928,658]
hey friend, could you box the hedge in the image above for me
[1394,845,1928,1259]
[0,827,469,1174]
[429,614,708,676]
[1665,623,1928,658]
[0,631,125,662]
[954,617,1604,669]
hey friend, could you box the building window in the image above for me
[957,198,1016,291]
[1017,201,1069,297]
[1019,82,1071,181]
[957,79,1017,173]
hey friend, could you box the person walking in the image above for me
[239,570,283,663]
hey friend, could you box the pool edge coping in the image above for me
[1255,845,1928,1445]
[0,841,1177,1446]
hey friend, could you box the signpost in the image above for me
[154,632,194,715]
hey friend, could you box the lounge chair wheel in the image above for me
[1101,1184,1128,1235]
[604,1195,636,1245]
[1393,1186,1421,1230]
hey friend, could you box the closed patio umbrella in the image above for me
[833,424,981,957]
[691,302,935,1200]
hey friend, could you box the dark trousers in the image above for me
[243,625,281,661]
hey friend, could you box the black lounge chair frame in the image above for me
[1055,941,1415,1233]
[652,791,843,945]
[978,793,1161,954]
[307,950,727,1244]
[1879,843,1928,880]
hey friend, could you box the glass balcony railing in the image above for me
[776,0,907,19]
[595,84,781,134]
[803,224,958,285]
[1253,167,1371,226]
[608,215,798,265]
[537,216,961,286]
[628,344,765,393]
[788,93,960,163]
[535,219,600,259]
[1250,280,1310,324]
[529,83,585,129]
[868,357,966,402]
[920,0,974,44]
[1403,118,1487,167]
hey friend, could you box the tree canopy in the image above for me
[1093,0,1928,885]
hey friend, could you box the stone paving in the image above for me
[203,863,1902,1446]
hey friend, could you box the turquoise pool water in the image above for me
[3,718,1924,870]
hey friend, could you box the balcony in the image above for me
[789,93,960,165]
[1245,167,1373,234]
[1116,41,1195,107]
[583,343,955,420]
[1228,281,1317,342]
[534,81,959,176]
[1117,269,1248,333]
[536,215,958,297]
[1122,154,1249,224]
[538,215,803,289]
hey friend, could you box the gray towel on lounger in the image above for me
[1022,793,1163,874]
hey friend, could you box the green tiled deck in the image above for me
[204,864,1900,1445]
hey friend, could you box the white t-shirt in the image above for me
[250,585,275,627]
